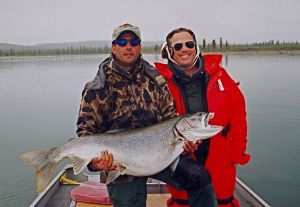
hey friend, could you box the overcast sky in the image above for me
[1,0,299,45]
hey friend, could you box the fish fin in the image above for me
[105,163,126,184]
[170,157,180,172]
[68,137,75,141]
[106,170,122,184]
[20,148,57,192]
[35,161,56,193]
[106,128,126,133]
[68,155,90,175]
[116,163,126,172]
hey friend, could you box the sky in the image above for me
[1,0,299,45]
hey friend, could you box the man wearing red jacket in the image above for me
[155,28,251,207]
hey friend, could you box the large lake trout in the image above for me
[20,112,222,192]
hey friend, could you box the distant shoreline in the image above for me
[205,50,300,55]
[2,40,300,57]
[143,50,300,56]
[1,50,300,58]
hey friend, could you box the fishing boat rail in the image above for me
[29,165,270,207]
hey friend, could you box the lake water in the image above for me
[0,54,299,206]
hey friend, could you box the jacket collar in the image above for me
[109,56,144,80]
[88,56,144,90]
[167,57,203,85]
[202,54,223,75]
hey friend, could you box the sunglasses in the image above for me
[113,38,141,47]
[172,41,195,51]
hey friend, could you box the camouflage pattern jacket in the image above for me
[76,56,176,137]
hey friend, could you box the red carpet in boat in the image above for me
[71,181,112,204]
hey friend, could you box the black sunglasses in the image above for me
[173,41,195,51]
[113,38,141,47]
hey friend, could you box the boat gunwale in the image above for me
[236,178,270,207]
[29,167,67,207]
[29,165,271,207]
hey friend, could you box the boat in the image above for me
[29,165,270,207]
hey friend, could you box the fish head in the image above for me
[175,112,223,141]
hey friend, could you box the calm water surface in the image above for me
[0,54,299,206]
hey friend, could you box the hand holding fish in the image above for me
[91,150,117,171]
[182,140,202,154]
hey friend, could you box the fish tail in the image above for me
[20,148,57,192]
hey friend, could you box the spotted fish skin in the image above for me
[20,112,222,192]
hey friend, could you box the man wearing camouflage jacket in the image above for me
[76,23,217,207]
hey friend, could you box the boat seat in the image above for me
[71,181,112,205]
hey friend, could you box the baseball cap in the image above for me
[112,23,141,41]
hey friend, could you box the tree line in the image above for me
[1,39,300,57]
[0,45,111,57]
[201,38,300,51]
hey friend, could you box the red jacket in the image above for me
[155,54,250,207]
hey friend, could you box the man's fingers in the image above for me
[104,150,109,163]
[91,157,98,166]
[108,153,113,167]
[101,151,105,160]
[196,140,203,145]
[183,141,199,153]
[190,141,199,150]
[109,162,117,170]
[90,150,117,170]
